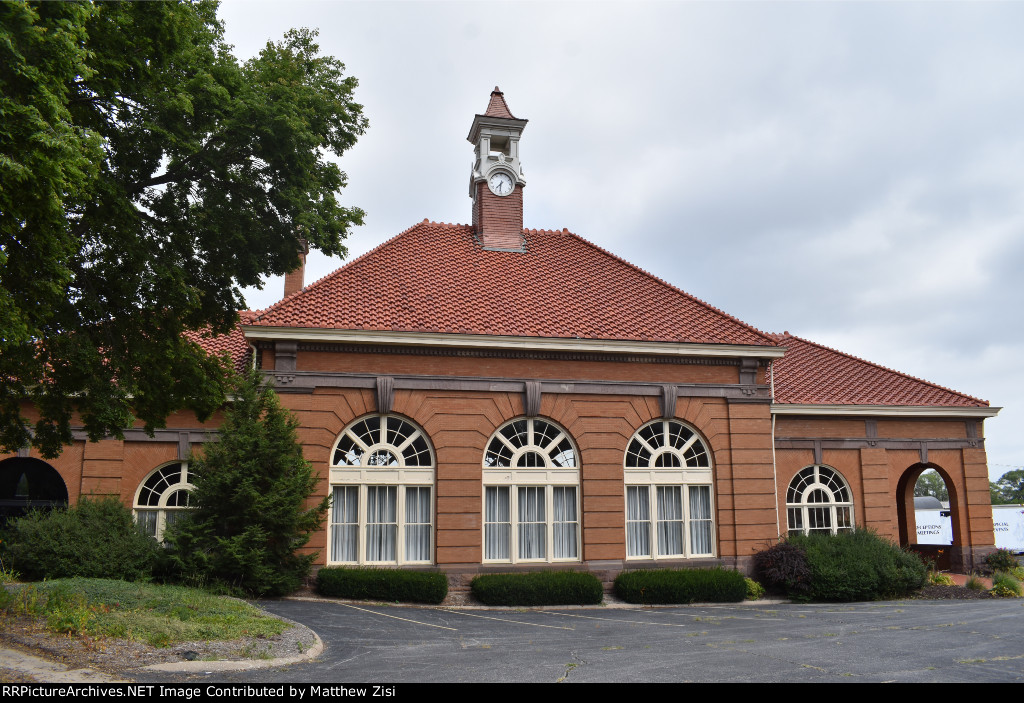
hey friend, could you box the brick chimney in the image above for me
[283,238,309,299]
[467,87,529,251]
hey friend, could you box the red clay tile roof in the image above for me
[483,86,516,119]
[185,311,256,373]
[770,333,988,407]
[249,221,775,347]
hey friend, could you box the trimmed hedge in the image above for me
[787,530,927,602]
[317,567,448,604]
[1,496,160,582]
[471,571,603,606]
[614,568,747,604]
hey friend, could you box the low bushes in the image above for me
[317,567,448,604]
[990,571,1022,598]
[983,548,1019,574]
[614,568,746,604]
[753,530,926,602]
[471,571,603,606]
[1,497,160,582]
[752,541,811,597]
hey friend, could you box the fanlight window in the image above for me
[134,462,194,540]
[624,420,715,559]
[482,418,580,563]
[786,465,854,536]
[328,415,435,565]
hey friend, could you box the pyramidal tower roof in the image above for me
[483,86,516,119]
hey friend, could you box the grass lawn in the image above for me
[0,578,289,647]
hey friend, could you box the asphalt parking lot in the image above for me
[134,598,1024,683]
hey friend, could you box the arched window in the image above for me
[482,418,579,563]
[624,420,715,559]
[328,414,435,565]
[786,465,854,536]
[134,462,194,540]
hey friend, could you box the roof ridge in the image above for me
[251,221,470,323]
[558,229,778,346]
[782,332,989,406]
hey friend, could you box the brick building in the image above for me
[0,88,1000,580]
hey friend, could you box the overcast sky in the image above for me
[219,1,1024,482]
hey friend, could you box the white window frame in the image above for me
[482,418,581,564]
[623,419,716,560]
[133,462,194,541]
[328,414,435,565]
[786,465,854,537]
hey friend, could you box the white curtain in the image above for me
[331,486,359,562]
[657,486,684,556]
[626,486,651,557]
[136,510,158,538]
[518,486,546,559]
[552,486,577,559]
[689,485,713,554]
[404,486,431,562]
[484,486,511,560]
[365,486,397,561]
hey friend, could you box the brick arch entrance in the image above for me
[896,462,960,570]
[0,457,69,525]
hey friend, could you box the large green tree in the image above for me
[163,370,330,596]
[914,469,949,502]
[0,1,367,457]
[990,469,1024,505]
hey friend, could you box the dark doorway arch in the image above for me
[0,457,69,525]
[896,462,960,570]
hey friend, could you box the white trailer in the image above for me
[915,504,1024,553]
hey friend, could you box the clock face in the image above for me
[488,172,514,196]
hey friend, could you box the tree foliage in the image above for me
[914,469,949,502]
[990,469,1024,505]
[1,1,367,457]
[162,370,329,596]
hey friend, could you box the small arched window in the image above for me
[328,415,435,565]
[624,420,715,559]
[482,418,580,563]
[786,465,854,536]
[134,462,194,540]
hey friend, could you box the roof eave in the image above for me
[241,326,786,359]
[771,403,1000,418]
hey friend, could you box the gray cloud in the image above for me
[224,1,1024,479]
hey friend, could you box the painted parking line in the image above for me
[443,609,575,630]
[339,603,458,631]
[540,611,693,628]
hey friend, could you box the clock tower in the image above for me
[468,87,528,251]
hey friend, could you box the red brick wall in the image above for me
[296,348,741,384]
[473,182,523,249]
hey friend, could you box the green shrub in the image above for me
[317,567,448,604]
[471,571,603,606]
[162,371,329,597]
[990,571,1022,598]
[983,548,1019,573]
[752,542,811,596]
[788,530,927,602]
[1,496,160,581]
[745,577,766,600]
[613,568,747,604]
[928,570,955,586]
